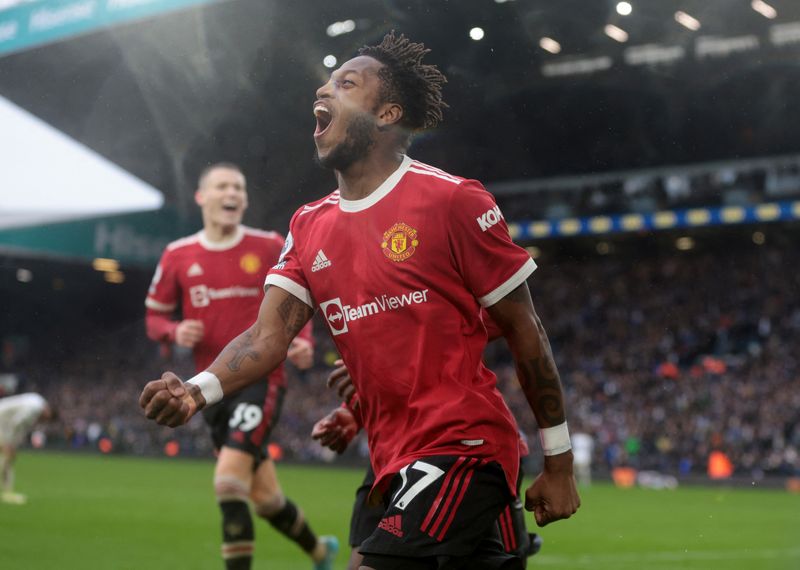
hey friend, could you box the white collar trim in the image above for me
[338,155,413,213]
[198,226,245,251]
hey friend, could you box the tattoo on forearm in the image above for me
[517,316,565,426]
[226,330,261,372]
[276,294,312,337]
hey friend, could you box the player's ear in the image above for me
[194,189,205,207]
[376,102,403,128]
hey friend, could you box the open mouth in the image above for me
[314,103,333,137]
[222,204,239,212]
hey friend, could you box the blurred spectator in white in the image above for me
[571,426,594,486]
[0,392,53,504]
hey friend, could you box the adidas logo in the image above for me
[378,514,403,537]
[311,249,332,272]
[187,262,204,277]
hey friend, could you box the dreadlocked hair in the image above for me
[358,31,448,131]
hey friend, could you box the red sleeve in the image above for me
[264,213,314,307]
[145,309,178,343]
[480,308,503,341]
[145,248,180,313]
[448,180,537,307]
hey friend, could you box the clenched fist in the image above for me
[139,371,203,427]
[311,408,358,454]
[287,337,314,370]
[175,319,204,348]
[525,451,581,526]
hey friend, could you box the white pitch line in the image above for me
[532,546,800,566]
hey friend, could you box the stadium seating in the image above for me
[13,238,800,481]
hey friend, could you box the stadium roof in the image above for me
[0,94,163,230]
[1,0,799,231]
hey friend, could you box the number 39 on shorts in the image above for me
[228,403,263,431]
[390,460,445,511]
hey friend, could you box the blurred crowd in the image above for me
[7,239,799,480]
[491,239,800,479]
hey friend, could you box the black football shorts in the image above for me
[202,380,285,465]
[359,455,522,569]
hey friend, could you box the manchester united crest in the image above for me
[239,253,262,274]
[381,222,419,262]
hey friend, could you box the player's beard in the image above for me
[314,112,376,171]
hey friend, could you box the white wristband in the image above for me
[186,371,223,406]
[539,421,572,456]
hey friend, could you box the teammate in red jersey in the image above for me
[145,162,338,570]
[140,33,579,569]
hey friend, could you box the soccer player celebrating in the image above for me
[144,163,337,570]
[141,33,580,569]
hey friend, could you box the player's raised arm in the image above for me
[485,282,581,527]
[139,285,313,427]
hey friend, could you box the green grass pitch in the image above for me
[1,452,799,569]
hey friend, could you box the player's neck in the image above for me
[203,222,240,244]
[335,150,404,201]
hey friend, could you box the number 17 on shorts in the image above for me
[359,455,512,559]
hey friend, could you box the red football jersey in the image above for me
[146,226,288,380]
[266,156,537,494]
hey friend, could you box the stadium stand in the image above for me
[9,229,797,482]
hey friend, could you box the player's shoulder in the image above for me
[164,232,202,253]
[406,159,468,189]
[0,392,42,408]
[21,393,46,408]
[242,226,284,244]
[405,159,490,201]
[294,190,341,221]
[405,159,490,210]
